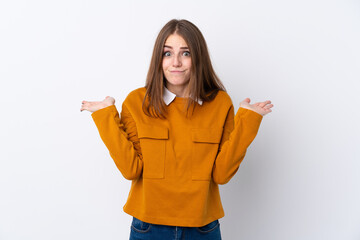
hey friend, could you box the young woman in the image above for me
[81,19,273,240]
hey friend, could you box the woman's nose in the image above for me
[172,55,182,67]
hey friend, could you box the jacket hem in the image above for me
[123,206,225,227]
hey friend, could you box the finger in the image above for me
[80,103,89,111]
[242,98,250,102]
[264,104,274,109]
[239,98,250,107]
[261,108,272,116]
[258,100,271,108]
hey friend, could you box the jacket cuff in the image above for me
[91,104,118,120]
[235,107,263,128]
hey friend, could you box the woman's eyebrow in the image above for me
[164,45,189,49]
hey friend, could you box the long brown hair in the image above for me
[143,19,226,118]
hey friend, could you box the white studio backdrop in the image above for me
[0,0,359,239]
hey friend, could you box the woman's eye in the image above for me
[183,51,190,56]
[164,51,171,57]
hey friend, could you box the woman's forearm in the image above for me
[91,105,143,180]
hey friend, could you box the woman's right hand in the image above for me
[239,98,273,116]
[80,96,115,113]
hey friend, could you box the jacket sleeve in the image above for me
[212,106,263,185]
[91,104,143,180]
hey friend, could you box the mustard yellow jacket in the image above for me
[91,87,263,227]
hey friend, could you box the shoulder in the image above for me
[123,87,146,105]
[213,90,233,107]
[201,90,233,116]
[126,87,146,98]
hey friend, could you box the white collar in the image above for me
[163,86,203,106]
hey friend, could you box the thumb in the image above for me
[240,98,250,108]
[243,98,250,103]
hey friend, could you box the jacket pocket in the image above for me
[131,217,151,233]
[196,219,220,233]
[138,124,168,179]
[191,128,223,181]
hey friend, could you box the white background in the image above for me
[1,0,359,239]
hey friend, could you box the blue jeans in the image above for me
[129,217,222,240]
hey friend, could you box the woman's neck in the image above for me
[165,83,189,97]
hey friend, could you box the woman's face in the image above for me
[162,34,192,91]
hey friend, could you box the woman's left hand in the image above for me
[240,98,273,116]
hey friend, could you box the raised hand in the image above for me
[80,96,116,113]
[239,98,273,116]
